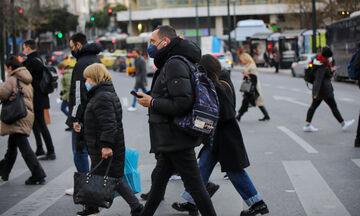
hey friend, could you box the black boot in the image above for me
[131,204,144,216]
[35,148,45,157]
[206,181,220,197]
[38,153,56,160]
[258,106,270,121]
[240,200,269,216]
[355,137,360,147]
[77,206,99,216]
[172,202,199,216]
[25,176,46,185]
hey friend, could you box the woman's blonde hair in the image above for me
[83,63,112,83]
[240,53,256,66]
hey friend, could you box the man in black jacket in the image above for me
[137,25,217,216]
[23,40,55,160]
[66,33,101,188]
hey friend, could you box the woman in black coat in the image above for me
[172,55,269,216]
[75,63,143,216]
[304,47,354,132]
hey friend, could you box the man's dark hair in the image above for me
[133,48,141,55]
[69,32,87,45]
[155,25,177,39]
[24,40,36,50]
[5,55,23,70]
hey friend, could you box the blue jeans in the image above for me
[131,87,148,108]
[72,130,89,173]
[182,146,262,206]
[61,100,69,116]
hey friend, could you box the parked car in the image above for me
[213,53,232,72]
[291,53,316,77]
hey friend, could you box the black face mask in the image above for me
[71,50,77,57]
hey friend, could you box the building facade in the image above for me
[117,0,303,37]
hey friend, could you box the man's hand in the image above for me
[102,147,113,159]
[137,92,153,107]
[73,122,81,132]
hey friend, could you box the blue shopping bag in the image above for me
[115,148,141,197]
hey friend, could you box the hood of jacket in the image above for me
[8,66,32,84]
[87,81,114,98]
[154,37,201,69]
[74,43,102,60]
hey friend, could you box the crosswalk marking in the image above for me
[0,169,28,187]
[278,126,318,153]
[352,159,360,168]
[283,161,351,216]
[1,167,75,216]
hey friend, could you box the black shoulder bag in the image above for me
[73,157,119,208]
[1,79,27,124]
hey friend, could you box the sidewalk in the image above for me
[233,65,292,76]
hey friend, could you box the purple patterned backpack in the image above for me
[161,55,219,138]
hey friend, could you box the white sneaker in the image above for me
[303,124,318,132]
[169,174,181,181]
[65,187,74,196]
[342,119,355,130]
[127,107,137,112]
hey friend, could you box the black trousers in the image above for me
[33,109,55,154]
[2,134,46,178]
[141,148,217,216]
[238,97,268,118]
[356,113,360,139]
[306,97,344,123]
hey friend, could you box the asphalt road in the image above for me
[0,67,359,216]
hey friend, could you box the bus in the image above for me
[326,11,360,80]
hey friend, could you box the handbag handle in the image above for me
[88,157,113,178]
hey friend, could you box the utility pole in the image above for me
[10,0,17,55]
[299,0,303,29]
[207,0,210,36]
[232,0,236,47]
[129,0,132,35]
[227,0,231,51]
[311,0,317,53]
[195,0,199,45]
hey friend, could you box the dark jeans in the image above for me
[182,146,261,207]
[2,134,46,178]
[61,100,69,116]
[306,97,344,123]
[33,109,55,154]
[141,148,217,216]
[72,130,89,173]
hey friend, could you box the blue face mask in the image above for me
[147,44,158,58]
[85,82,95,91]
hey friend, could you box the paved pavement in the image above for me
[0,67,359,216]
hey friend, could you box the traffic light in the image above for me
[108,8,113,14]
[90,17,95,22]
[18,9,23,14]
[57,33,63,39]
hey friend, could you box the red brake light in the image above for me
[51,56,56,60]
[96,40,100,43]
[111,39,116,43]
[212,53,221,57]
[120,60,125,63]
[128,54,134,57]
[56,52,62,56]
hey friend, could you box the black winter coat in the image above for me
[23,51,50,111]
[148,37,202,153]
[211,71,250,172]
[312,61,334,99]
[66,43,101,126]
[84,82,125,178]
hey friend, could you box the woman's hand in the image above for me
[102,147,113,159]
[73,122,81,132]
[137,92,153,107]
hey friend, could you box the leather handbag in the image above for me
[1,79,27,124]
[240,79,252,93]
[73,157,119,208]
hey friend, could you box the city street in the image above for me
[0,67,359,216]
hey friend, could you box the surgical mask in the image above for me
[85,82,95,91]
[147,44,158,58]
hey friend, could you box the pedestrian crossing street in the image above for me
[1,156,359,216]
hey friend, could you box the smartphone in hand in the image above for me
[130,90,143,98]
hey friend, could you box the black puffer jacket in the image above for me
[23,51,50,111]
[84,82,125,178]
[149,37,202,153]
[66,43,101,127]
[312,59,334,99]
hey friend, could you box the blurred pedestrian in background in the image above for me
[128,48,148,112]
[236,53,270,122]
[57,63,72,131]
[0,56,46,185]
